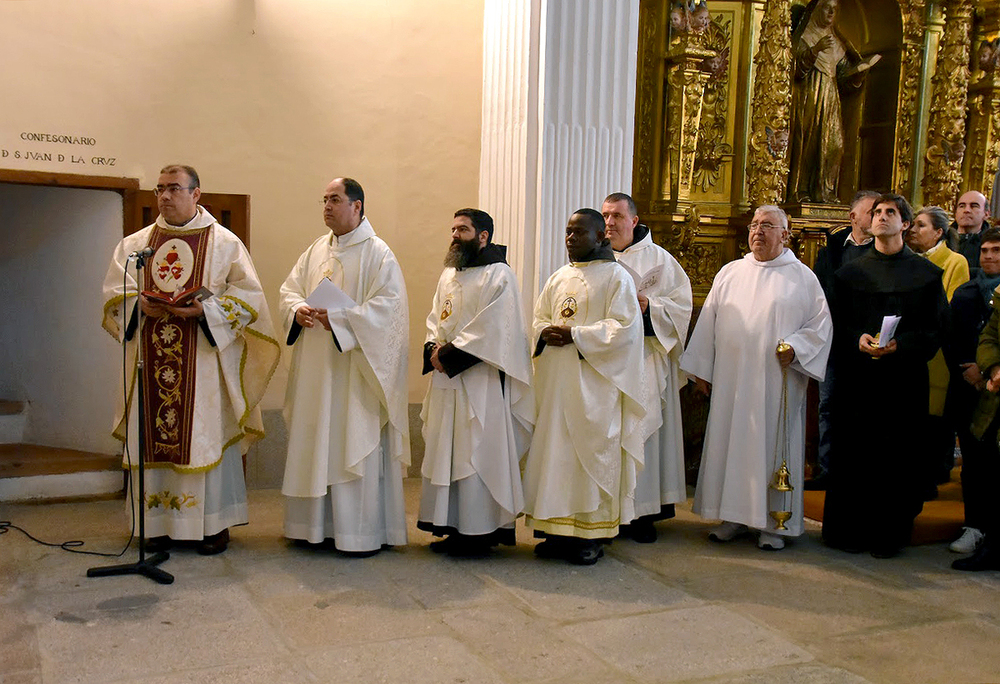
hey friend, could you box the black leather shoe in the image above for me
[566,540,604,566]
[626,520,657,544]
[952,543,1000,572]
[533,538,568,560]
[447,537,491,558]
[197,528,230,555]
[870,546,901,559]
[339,547,381,558]
[429,536,456,554]
[145,536,173,553]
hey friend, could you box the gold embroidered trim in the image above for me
[145,490,198,510]
[218,295,259,325]
[102,293,138,338]
[237,327,281,427]
[524,514,621,530]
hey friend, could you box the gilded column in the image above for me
[633,0,663,203]
[746,0,792,207]
[962,33,1000,202]
[891,0,927,197]
[921,0,974,209]
[663,36,713,207]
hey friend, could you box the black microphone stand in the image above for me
[88,250,174,585]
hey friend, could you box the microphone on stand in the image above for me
[129,247,155,259]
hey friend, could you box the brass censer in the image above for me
[770,340,794,531]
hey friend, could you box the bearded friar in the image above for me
[418,208,534,556]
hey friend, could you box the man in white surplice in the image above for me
[603,192,692,543]
[101,164,280,556]
[522,208,648,565]
[279,177,410,556]
[681,205,832,551]
[418,208,533,556]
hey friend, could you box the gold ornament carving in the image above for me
[665,204,702,264]
[964,26,1000,202]
[686,242,721,291]
[747,0,793,207]
[692,13,734,193]
[891,0,927,196]
[634,1,662,199]
[922,0,974,208]
[663,35,714,203]
[964,76,1000,201]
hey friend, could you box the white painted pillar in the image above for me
[479,0,640,309]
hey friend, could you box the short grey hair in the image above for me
[755,205,789,230]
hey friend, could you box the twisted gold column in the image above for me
[746,0,792,207]
[663,35,713,207]
[891,0,927,197]
[922,0,974,208]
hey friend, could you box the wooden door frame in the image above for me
[0,168,140,237]
[0,169,251,246]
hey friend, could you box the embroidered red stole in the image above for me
[140,225,212,466]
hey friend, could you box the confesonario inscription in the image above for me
[2,132,114,165]
[1,150,115,165]
[19,132,96,145]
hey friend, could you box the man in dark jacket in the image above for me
[953,190,991,269]
[948,228,1000,561]
[953,263,1000,571]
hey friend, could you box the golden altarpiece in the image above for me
[633,0,1000,303]
[633,0,1000,478]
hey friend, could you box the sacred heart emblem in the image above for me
[559,296,577,320]
[151,239,196,293]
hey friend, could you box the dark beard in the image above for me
[444,238,481,269]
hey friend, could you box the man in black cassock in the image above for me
[823,193,949,558]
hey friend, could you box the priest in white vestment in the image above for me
[603,193,693,543]
[418,208,533,556]
[280,178,410,556]
[522,208,648,565]
[102,165,280,555]
[681,205,832,550]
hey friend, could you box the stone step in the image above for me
[0,443,125,502]
[0,400,25,415]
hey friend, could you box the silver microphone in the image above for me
[129,247,155,258]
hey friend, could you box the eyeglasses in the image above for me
[154,184,196,197]
[748,221,782,233]
[321,195,358,206]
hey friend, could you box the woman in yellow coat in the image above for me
[907,205,970,495]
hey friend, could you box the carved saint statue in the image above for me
[786,0,879,204]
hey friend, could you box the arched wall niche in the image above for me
[824,0,905,198]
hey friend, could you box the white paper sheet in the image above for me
[876,315,901,348]
[305,277,356,312]
[619,262,663,295]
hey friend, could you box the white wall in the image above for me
[0,0,485,404]
[0,184,123,454]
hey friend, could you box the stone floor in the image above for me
[2,481,999,684]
